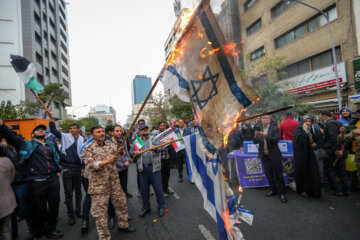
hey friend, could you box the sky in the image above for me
[67,0,177,124]
[66,0,224,124]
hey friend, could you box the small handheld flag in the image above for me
[134,135,145,151]
[10,55,44,94]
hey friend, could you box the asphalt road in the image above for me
[18,164,360,240]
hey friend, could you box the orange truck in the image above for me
[3,118,54,140]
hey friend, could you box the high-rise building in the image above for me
[0,0,72,119]
[89,105,116,127]
[131,75,152,105]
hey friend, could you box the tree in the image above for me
[0,100,27,120]
[168,95,193,120]
[25,83,68,119]
[247,83,313,121]
[105,120,113,127]
[143,92,171,126]
[241,53,313,121]
[59,117,99,133]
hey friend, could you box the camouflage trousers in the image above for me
[91,183,129,240]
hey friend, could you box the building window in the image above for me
[34,31,42,45]
[42,11,47,21]
[62,66,69,76]
[50,34,56,45]
[60,30,67,42]
[59,7,66,20]
[52,67,58,77]
[311,47,341,70]
[37,73,44,84]
[44,48,49,58]
[49,18,56,30]
[275,6,337,49]
[278,47,341,80]
[61,53,68,64]
[246,18,262,36]
[54,102,60,109]
[34,11,41,25]
[43,30,48,39]
[251,74,268,88]
[51,50,57,61]
[271,1,295,18]
[250,46,265,61]
[60,18,67,31]
[35,52,43,64]
[63,79,69,87]
[49,2,55,14]
[60,0,66,9]
[61,41,68,53]
[244,0,258,11]
[308,6,337,32]
[45,67,49,76]
[65,92,70,99]
[34,0,40,7]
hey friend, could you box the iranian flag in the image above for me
[10,55,44,94]
[134,135,145,151]
[172,132,185,152]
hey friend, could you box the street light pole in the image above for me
[286,0,342,110]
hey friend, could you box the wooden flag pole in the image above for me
[236,105,293,123]
[136,138,183,156]
[117,78,160,151]
[30,89,52,119]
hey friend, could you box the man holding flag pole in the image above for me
[130,124,166,218]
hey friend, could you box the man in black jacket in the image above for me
[49,117,84,226]
[321,111,350,196]
[253,115,287,203]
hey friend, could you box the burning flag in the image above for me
[159,0,259,151]
[10,55,44,95]
[184,133,245,240]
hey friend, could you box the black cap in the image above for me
[32,124,47,133]
[138,124,149,131]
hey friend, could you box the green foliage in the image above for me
[143,92,170,127]
[0,100,27,119]
[247,83,313,121]
[169,95,193,120]
[34,83,67,119]
[60,117,99,133]
[105,120,113,126]
[241,53,286,83]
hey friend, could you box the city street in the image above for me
[17,164,360,240]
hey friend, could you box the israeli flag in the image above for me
[184,133,244,240]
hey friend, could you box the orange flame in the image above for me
[200,47,207,59]
[223,109,247,147]
[199,72,203,79]
[209,48,220,55]
[222,210,235,236]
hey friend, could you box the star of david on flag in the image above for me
[159,0,259,151]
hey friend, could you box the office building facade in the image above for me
[0,0,72,119]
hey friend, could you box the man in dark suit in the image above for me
[253,115,287,203]
[174,119,191,182]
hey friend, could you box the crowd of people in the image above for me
[0,116,193,240]
[221,108,360,203]
[1,106,360,239]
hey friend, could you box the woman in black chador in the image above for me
[293,115,321,198]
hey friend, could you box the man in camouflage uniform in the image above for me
[81,125,135,240]
[339,126,360,189]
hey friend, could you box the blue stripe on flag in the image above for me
[189,134,228,240]
[198,10,252,108]
[166,65,190,91]
[184,148,193,182]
